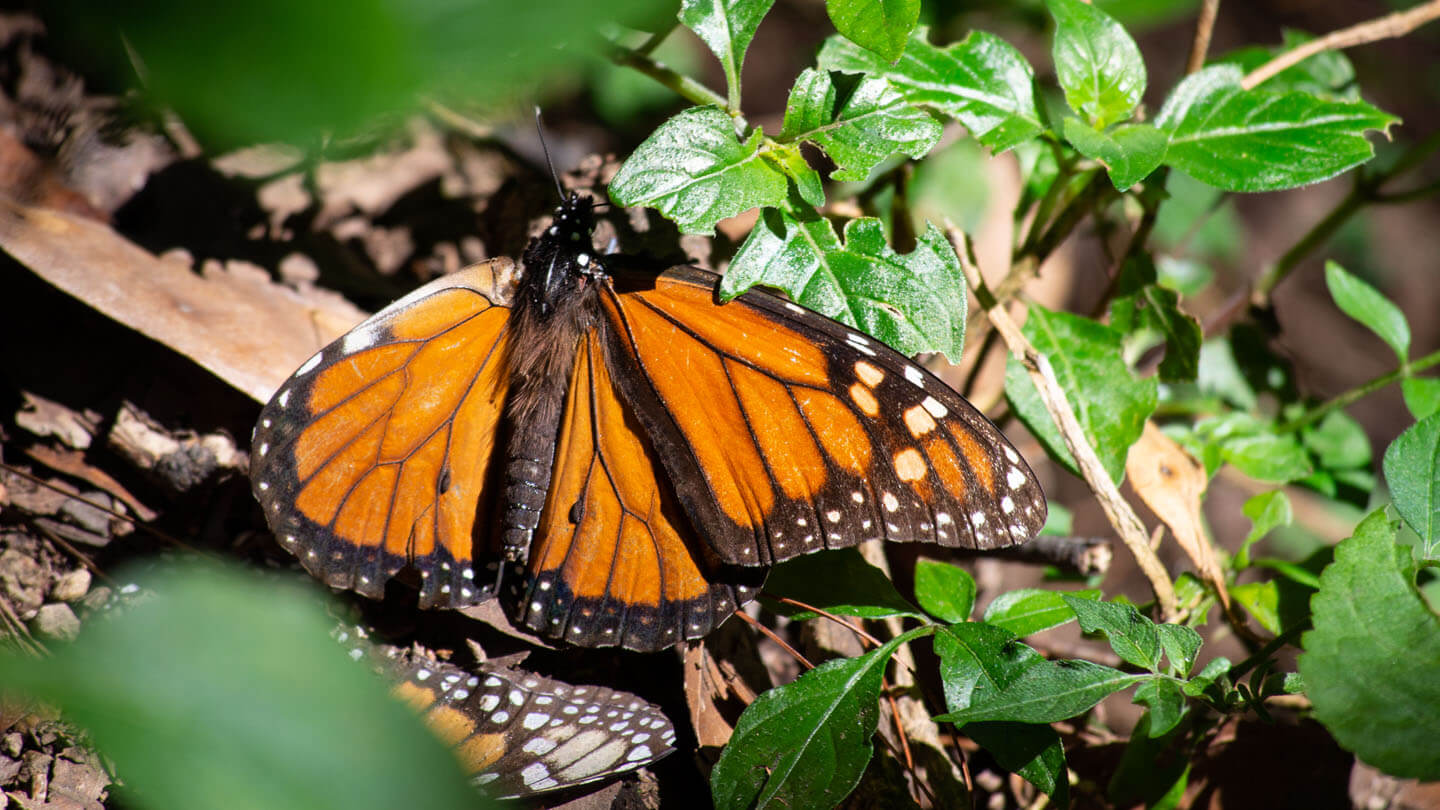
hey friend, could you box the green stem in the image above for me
[608,43,728,110]
[1281,346,1440,432]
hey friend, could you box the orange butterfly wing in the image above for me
[515,330,760,650]
[598,264,1046,567]
[251,259,517,607]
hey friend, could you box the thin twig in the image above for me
[1186,0,1221,75]
[607,42,729,109]
[1280,346,1440,432]
[947,225,1180,618]
[734,611,815,669]
[1241,0,1440,90]
[772,597,886,648]
[0,463,195,551]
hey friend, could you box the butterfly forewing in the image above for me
[251,259,519,608]
[388,655,675,798]
[599,264,1046,567]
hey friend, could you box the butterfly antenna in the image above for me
[533,106,566,201]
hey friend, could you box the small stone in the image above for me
[2,733,21,758]
[49,570,91,603]
[78,586,112,614]
[32,603,80,642]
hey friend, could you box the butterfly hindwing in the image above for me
[389,655,675,798]
[251,259,519,608]
[599,264,1046,567]
[516,330,761,651]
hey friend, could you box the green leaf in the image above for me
[1301,510,1440,780]
[1197,414,1313,483]
[1215,29,1359,101]
[764,142,826,207]
[1047,0,1147,127]
[1061,119,1167,190]
[0,561,482,810]
[963,722,1069,806]
[711,629,921,809]
[1005,306,1158,483]
[1155,623,1202,677]
[1383,412,1440,555]
[935,659,1145,725]
[824,0,919,63]
[1155,256,1214,297]
[1156,65,1399,192]
[1196,337,1258,410]
[1236,490,1293,568]
[1132,677,1188,736]
[724,213,969,361]
[1303,409,1372,471]
[934,622,1036,713]
[765,548,923,620]
[782,70,942,181]
[1402,378,1440,420]
[913,558,977,623]
[982,587,1099,637]
[610,106,789,235]
[818,29,1043,152]
[1324,261,1410,363]
[1108,715,1190,807]
[1182,657,1232,699]
[1231,581,1282,634]
[1109,257,1202,382]
[1063,595,1161,671]
[679,0,775,106]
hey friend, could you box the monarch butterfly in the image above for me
[251,191,1046,652]
[379,650,674,798]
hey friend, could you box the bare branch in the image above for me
[1186,0,1221,75]
[1242,0,1440,90]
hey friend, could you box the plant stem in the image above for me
[608,42,728,110]
[1186,0,1221,75]
[1242,0,1440,90]
[1281,347,1440,432]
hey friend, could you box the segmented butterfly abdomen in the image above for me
[387,654,675,798]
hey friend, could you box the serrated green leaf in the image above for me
[1182,657,1232,699]
[711,629,920,809]
[1214,29,1359,101]
[782,70,941,181]
[1236,490,1292,568]
[610,106,788,235]
[1156,65,1398,192]
[723,213,968,360]
[1109,257,1202,382]
[1063,595,1161,671]
[818,29,1043,152]
[1402,378,1440,420]
[1132,676,1188,736]
[0,561,482,810]
[680,0,775,107]
[982,587,1099,636]
[1196,337,1257,410]
[1005,306,1158,483]
[1231,581,1282,634]
[963,722,1069,806]
[935,659,1145,725]
[1047,0,1147,127]
[1303,408,1372,471]
[1154,623,1202,677]
[1301,510,1440,780]
[934,622,1036,713]
[824,0,919,63]
[1197,414,1314,483]
[1061,119,1167,190]
[913,558,976,623]
[1383,412,1440,556]
[765,547,923,620]
[1324,261,1410,363]
[763,142,826,207]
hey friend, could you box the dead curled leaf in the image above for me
[0,197,366,403]
[1125,421,1232,610]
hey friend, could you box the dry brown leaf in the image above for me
[0,198,366,403]
[1126,421,1231,609]
[23,444,157,522]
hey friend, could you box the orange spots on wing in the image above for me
[297,419,386,530]
[333,464,399,546]
[848,383,880,417]
[388,288,490,340]
[644,277,829,386]
[455,733,507,773]
[728,360,827,500]
[796,390,870,475]
[424,705,479,746]
[893,448,926,482]
[295,374,404,481]
[925,436,968,500]
[854,361,884,387]
[949,423,996,496]
[606,293,772,527]
[308,343,417,413]
[391,681,436,710]
[904,404,936,437]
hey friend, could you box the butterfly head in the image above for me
[520,192,603,316]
